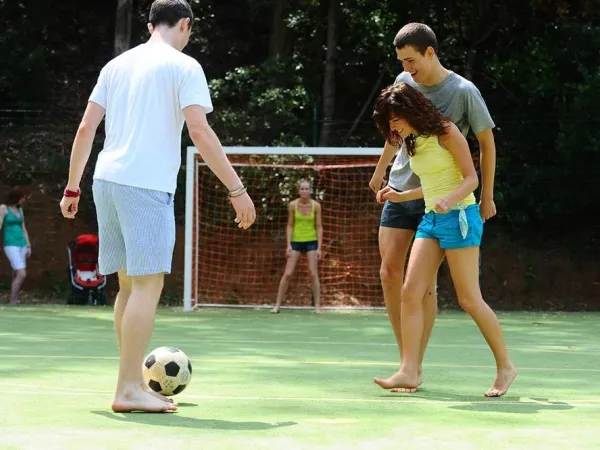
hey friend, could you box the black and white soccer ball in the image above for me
[143,346,193,396]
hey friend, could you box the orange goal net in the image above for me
[183,147,386,311]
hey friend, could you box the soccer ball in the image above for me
[143,346,193,396]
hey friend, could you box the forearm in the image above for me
[190,127,243,192]
[286,226,293,247]
[446,176,479,208]
[384,186,423,203]
[67,125,96,190]
[396,187,423,202]
[374,141,399,176]
[479,141,496,199]
[317,226,323,248]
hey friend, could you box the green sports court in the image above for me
[2,306,598,449]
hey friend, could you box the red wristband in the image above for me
[63,188,81,198]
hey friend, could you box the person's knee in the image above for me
[16,269,26,280]
[400,283,421,306]
[457,294,482,312]
[131,273,164,296]
[380,263,403,286]
[308,271,319,283]
[282,272,293,282]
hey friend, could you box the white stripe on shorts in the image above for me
[92,180,176,276]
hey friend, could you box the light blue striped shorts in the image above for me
[92,180,176,276]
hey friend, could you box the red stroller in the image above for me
[67,234,107,305]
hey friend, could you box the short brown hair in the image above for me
[372,83,448,156]
[393,23,438,54]
[6,186,27,206]
[149,0,193,28]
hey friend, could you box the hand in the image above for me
[434,198,450,213]
[60,196,80,219]
[369,171,386,193]
[376,186,401,204]
[26,247,31,258]
[479,197,497,222]
[229,192,256,229]
[316,249,322,260]
[286,245,293,258]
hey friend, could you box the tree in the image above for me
[114,0,133,56]
[318,0,340,146]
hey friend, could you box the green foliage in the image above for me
[0,0,598,234]
[208,61,312,146]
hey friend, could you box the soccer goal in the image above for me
[183,146,387,312]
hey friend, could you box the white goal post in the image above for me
[183,146,384,312]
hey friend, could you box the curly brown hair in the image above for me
[372,82,449,156]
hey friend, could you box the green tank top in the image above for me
[291,200,318,242]
[2,207,27,247]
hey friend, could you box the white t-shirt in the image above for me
[89,41,213,194]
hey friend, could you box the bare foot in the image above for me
[390,377,423,393]
[143,385,176,405]
[315,308,322,314]
[485,365,518,397]
[373,369,420,391]
[270,308,280,314]
[112,389,178,413]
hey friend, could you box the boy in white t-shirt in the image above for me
[60,0,256,413]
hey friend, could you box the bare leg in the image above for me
[114,270,132,350]
[10,269,26,304]
[111,273,176,413]
[374,227,440,391]
[377,227,414,360]
[272,251,300,313]
[419,276,438,370]
[306,251,321,312]
[446,247,517,397]
[113,271,173,404]
[375,238,444,390]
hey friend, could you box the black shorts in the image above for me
[380,195,425,231]
[290,241,318,253]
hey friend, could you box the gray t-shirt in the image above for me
[387,71,495,191]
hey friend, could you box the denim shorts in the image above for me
[291,241,318,253]
[380,197,425,231]
[416,204,483,249]
[92,180,176,276]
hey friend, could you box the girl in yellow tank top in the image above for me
[370,82,516,397]
[272,180,323,314]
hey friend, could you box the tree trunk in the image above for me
[269,0,288,60]
[318,0,339,147]
[114,0,133,56]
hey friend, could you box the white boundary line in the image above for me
[2,384,599,408]
[0,342,600,357]
[0,355,598,372]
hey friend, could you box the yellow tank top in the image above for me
[291,200,317,242]
[409,135,476,213]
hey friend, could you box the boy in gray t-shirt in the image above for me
[387,71,495,191]
[371,23,506,395]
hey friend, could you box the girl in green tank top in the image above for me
[0,186,32,305]
[370,83,516,397]
[272,180,323,314]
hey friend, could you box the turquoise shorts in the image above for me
[415,204,483,249]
